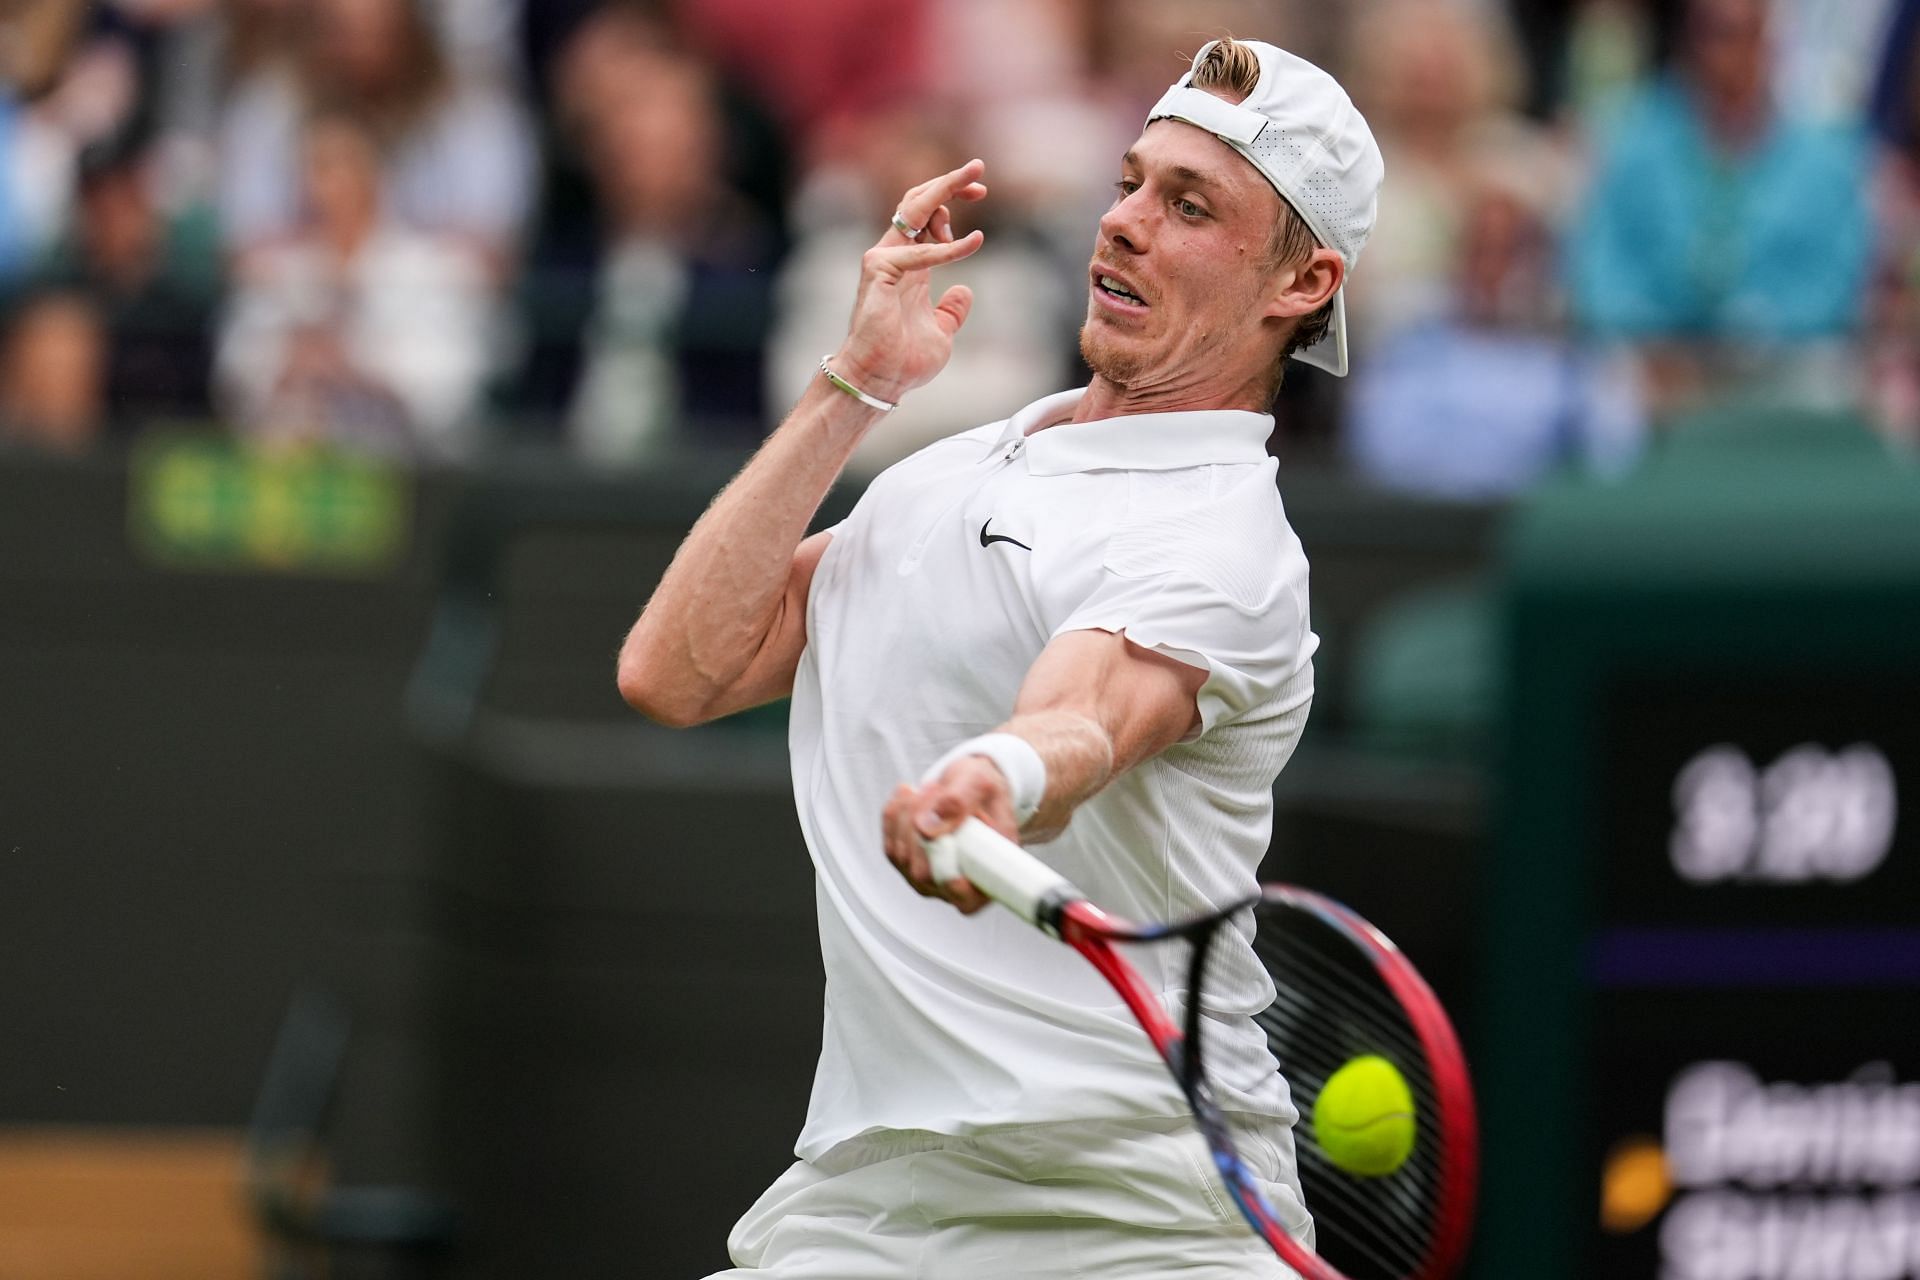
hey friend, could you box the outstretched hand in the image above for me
[830,159,989,407]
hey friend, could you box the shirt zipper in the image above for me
[897,436,1028,575]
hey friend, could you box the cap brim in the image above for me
[1290,287,1349,378]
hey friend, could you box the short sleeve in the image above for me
[1052,467,1315,734]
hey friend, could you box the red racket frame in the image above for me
[1054,888,1479,1280]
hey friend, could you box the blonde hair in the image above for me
[1190,35,1264,98]
[1187,36,1334,382]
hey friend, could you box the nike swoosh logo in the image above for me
[979,519,1032,551]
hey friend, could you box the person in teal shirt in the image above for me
[1569,0,1871,341]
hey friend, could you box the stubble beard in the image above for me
[1079,318,1149,388]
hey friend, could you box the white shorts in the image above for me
[703,1115,1314,1280]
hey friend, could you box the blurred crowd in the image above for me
[0,0,1914,494]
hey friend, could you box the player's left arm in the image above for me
[881,627,1206,913]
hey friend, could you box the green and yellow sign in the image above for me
[129,434,410,575]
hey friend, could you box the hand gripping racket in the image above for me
[925,818,1478,1280]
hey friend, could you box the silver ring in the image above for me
[890,211,924,240]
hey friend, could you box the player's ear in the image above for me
[1263,248,1343,321]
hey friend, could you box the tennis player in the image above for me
[620,36,1382,1279]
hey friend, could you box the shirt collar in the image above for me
[990,388,1276,476]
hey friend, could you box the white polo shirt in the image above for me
[789,387,1318,1162]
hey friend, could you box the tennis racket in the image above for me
[925,818,1477,1280]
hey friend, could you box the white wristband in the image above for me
[920,733,1048,827]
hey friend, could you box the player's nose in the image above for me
[1098,192,1148,256]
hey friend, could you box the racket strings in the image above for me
[1297,1120,1442,1221]
[1260,969,1446,1171]
[1257,972,1428,1087]
[1256,967,1441,1165]
[1254,922,1442,1102]
[1288,1165,1426,1277]
[1255,976,1446,1193]
[1184,930,1425,1094]
[1187,899,1454,1280]
[1255,932,1431,1067]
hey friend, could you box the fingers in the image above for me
[883,782,948,898]
[882,159,988,246]
[880,751,1029,917]
[934,284,974,337]
[881,781,993,914]
[883,783,925,883]
[912,786,966,840]
[932,754,1022,843]
[943,878,992,914]
[928,204,954,245]
[863,230,984,280]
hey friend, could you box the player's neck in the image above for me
[1069,372,1272,425]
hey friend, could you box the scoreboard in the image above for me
[1476,415,1920,1279]
[1589,677,1920,1279]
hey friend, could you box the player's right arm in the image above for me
[617,160,989,728]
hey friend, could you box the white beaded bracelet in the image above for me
[921,733,1049,826]
[819,355,898,412]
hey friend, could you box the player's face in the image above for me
[1081,121,1289,397]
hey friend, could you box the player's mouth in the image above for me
[1091,268,1149,314]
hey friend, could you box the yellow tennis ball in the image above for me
[1312,1055,1417,1177]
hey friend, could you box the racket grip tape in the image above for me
[923,818,1081,930]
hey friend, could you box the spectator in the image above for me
[215,111,494,459]
[1,0,142,275]
[0,287,108,453]
[767,105,1069,475]
[36,135,219,421]
[218,0,535,279]
[1346,164,1644,498]
[1343,0,1566,350]
[558,32,778,462]
[1568,0,1872,413]
[522,0,788,239]
[497,1,666,430]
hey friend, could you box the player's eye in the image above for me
[1177,198,1207,219]
[1112,179,1140,199]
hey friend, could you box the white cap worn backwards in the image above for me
[1146,39,1385,377]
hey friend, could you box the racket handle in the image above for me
[925,818,1081,930]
